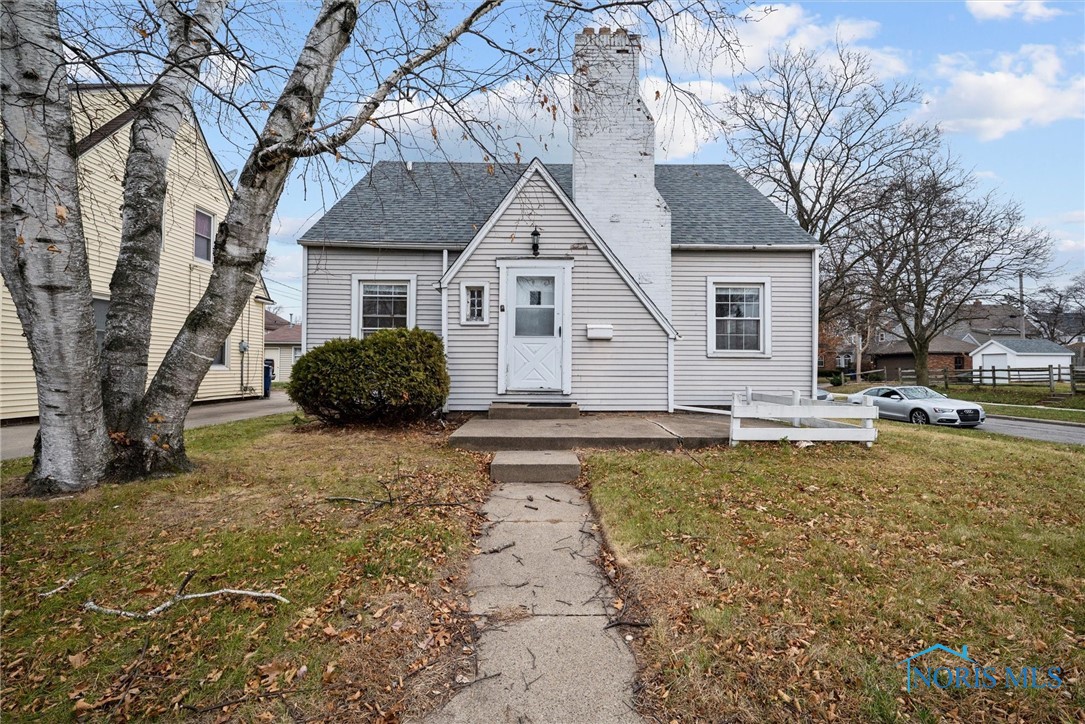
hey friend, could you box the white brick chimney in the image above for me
[572,27,672,318]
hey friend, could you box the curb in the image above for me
[986,414,1085,429]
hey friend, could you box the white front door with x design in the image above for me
[505,268,565,391]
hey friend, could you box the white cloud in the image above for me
[727,4,905,75]
[201,53,253,93]
[965,0,1063,22]
[919,44,1085,140]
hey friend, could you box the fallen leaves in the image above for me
[3,424,491,721]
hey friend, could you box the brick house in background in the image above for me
[869,334,974,381]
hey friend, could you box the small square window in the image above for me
[194,210,213,261]
[459,282,489,325]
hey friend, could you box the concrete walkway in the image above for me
[426,482,641,723]
[450,412,733,451]
[0,391,298,460]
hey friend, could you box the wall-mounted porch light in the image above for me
[531,227,541,257]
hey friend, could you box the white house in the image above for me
[299,28,819,412]
[970,338,1074,381]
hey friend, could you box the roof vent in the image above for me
[406,160,413,172]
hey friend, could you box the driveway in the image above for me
[980,416,1085,446]
[0,391,298,461]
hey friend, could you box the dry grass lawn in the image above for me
[1,415,491,722]
[585,425,1084,722]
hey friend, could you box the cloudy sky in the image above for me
[239,0,1084,321]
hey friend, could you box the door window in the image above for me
[514,275,555,337]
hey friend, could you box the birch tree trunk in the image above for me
[0,0,110,492]
[115,0,362,474]
[101,0,227,435]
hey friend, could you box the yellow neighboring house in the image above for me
[0,84,272,421]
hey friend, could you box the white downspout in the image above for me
[441,248,449,413]
[667,336,675,412]
[301,245,309,353]
[811,247,820,397]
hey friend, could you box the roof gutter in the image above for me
[672,243,821,251]
[297,239,470,251]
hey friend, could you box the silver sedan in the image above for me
[845,385,986,427]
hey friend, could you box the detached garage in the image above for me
[970,338,1074,383]
[265,323,303,383]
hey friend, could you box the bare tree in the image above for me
[724,43,939,322]
[1023,272,1085,345]
[860,155,1052,385]
[2,0,745,492]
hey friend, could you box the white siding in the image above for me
[672,250,815,405]
[266,343,302,382]
[304,247,447,346]
[446,175,669,411]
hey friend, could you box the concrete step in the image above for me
[490,450,581,483]
[488,402,580,420]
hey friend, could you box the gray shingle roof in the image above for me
[298,161,816,248]
[872,334,975,356]
[984,338,1073,355]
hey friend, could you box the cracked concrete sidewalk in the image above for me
[424,482,642,724]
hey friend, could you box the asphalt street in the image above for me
[979,416,1085,446]
[1,390,298,461]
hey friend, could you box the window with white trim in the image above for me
[712,284,764,352]
[194,209,214,261]
[212,338,228,367]
[293,346,302,363]
[459,282,490,325]
[360,282,410,336]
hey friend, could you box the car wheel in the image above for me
[910,409,930,425]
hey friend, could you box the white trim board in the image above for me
[705,276,773,359]
[459,280,491,325]
[496,259,574,395]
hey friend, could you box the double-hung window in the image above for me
[194,209,214,261]
[707,278,770,356]
[352,276,416,338]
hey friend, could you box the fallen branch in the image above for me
[38,569,91,598]
[482,542,514,555]
[327,496,473,513]
[182,687,315,714]
[84,572,288,619]
[454,672,500,689]
[604,619,651,630]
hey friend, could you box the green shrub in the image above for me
[287,329,450,425]
[829,372,844,386]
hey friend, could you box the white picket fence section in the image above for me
[677,388,878,447]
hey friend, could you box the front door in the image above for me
[506,269,564,391]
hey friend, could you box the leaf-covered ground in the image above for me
[1,415,491,721]
[585,424,1085,722]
